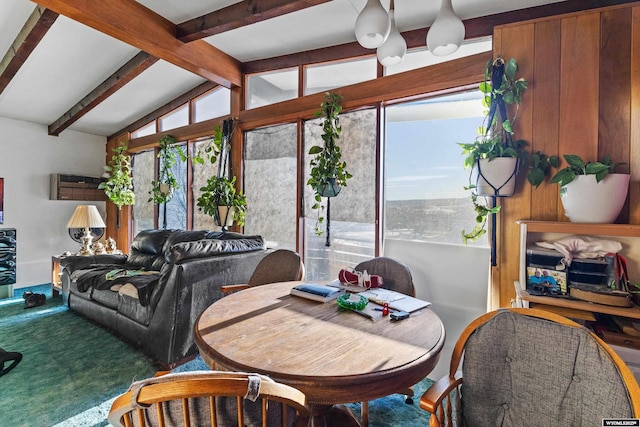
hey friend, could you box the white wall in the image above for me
[0,117,106,295]
[385,239,490,380]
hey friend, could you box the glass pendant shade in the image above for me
[355,0,390,49]
[377,10,406,66]
[426,0,465,56]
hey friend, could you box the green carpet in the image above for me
[0,285,434,426]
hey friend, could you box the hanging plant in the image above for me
[307,92,352,244]
[195,119,247,229]
[148,134,186,205]
[99,140,135,229]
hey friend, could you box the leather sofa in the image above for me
[60,229,268,368]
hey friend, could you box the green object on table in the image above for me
[337,293,368,311]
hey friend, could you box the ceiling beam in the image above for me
[176,0,331,43]
[243,0,638,74]
[0,6,58,96]
[33,0,242,88]
[48,52,159,136]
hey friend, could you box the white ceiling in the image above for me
[0,0,567,138]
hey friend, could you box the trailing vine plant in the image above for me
[148,134,186,205]
[99,140,135,229]
[307,92,352,245]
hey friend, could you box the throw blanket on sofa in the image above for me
[72,266,160,307]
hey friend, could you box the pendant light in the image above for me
[376,0,406,66]
[355,0,390,49]
[426,0,465,56]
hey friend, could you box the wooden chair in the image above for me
[354,257,416,426]
[420,308,640,427]
[108,370,309,427]
[221,249,305,294]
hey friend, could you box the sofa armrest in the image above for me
[60,254,128,273]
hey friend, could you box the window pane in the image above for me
[303,109,377,280]
[246,68,298,110]
[305,58,376,96]
[384,38,492,76]
[132,122,156,139]
[193,138,221,230]
[159,104,189,131]
[159,145,187,230]
[384,90,486,246]
[132,150,155,235]
[244,124,298,249]
[194,87,231,123]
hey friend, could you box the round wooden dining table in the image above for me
[195,281,445,426]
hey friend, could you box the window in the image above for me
[384,38,492,76]
[383,90,486,246]
[132,122,156,138]
[303,109,377,280]
[158,145,187,230]
[246,68,298,109]
[192,138,220,230]
[244,124,298,249]
[194,87,230,122]
[305,57,377,95]
[159,104,189,131]
[132,150,155,235]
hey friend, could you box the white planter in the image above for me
[216,206,235,227]
[474,158,518,197]
[560,174,630,223]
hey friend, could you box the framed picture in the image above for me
[0,178,4,224]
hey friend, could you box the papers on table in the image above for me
[358,289,431,314]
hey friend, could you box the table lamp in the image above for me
[67,205,106,256]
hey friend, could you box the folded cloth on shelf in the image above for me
[535,235,622,266]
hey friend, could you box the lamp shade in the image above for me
[426,0,465,56]
[67,205,106,229]
[355,0,390,49]
[377,9,406,66]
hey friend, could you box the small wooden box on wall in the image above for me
[50,174,106,201]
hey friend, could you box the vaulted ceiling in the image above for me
[0,0,628,138]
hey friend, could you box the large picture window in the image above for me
[244,124,298,249]
[303,109,377,280]
[383,91,486,246]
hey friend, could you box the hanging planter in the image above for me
[307,92,352,246]
[474,157,519,197]
[196,119,247,230]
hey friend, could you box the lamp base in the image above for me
[78,228,94,256]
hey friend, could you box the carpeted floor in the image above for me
[0,285,433,426]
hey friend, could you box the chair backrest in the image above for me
[108,370,309,427]
[248,249,304,287]
[355,257,415,296]
[440,308,640,426]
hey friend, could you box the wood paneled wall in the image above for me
[493,2,640,307]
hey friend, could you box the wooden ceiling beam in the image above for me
[34,0,242,88]
[0,6,58,95]
[176,0,331,43]
[243,0,638,74]
[48,51,159,136]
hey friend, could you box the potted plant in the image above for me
[99,140,135,229]
[197,175,246,228]
[149,135,186,206]
[195,119,247,229]
[460,57,557,242]
[550,154,629,223]
[307,92,353,243]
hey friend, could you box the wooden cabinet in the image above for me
[514,221,640,377]
[50,174,106,201]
